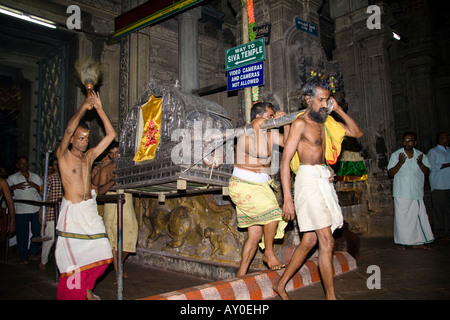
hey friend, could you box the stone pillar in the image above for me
[267,0,324,111]
[118,0,151,132]
[332,3,396,236]
[404,54,437,151]
[178,7,202,93]
[388,1,441,151]
[267,0,301,110]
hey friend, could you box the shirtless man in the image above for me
[273,77,363,300]
[55,91,116,300]
[57,92,116,203]
[229,102,290,276]
[97,141,119,196]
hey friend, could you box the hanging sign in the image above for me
[295,18,318,37]
[254,23,271,45]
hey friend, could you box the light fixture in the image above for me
[0,4,57,29]
[391,30,409,44]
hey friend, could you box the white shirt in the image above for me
[387,148,430,200]
[427,145,450,191]
[7,171,42,214]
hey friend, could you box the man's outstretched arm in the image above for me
[56,97,91,159]
[88,91,117,161]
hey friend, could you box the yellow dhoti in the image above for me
[228,167,287,249]
[103,192,138,253]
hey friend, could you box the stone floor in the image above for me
[1,237,449,302]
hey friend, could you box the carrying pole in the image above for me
[242,1,252,124]
[181,110,305,174]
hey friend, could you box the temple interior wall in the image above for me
[3,0,449,240]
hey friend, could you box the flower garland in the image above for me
[310,71,337,93]
[247,0,256,41]
[247,0,259,102]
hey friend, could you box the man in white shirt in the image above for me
[427,131,450,239]
[7,156,42,264]
[387,132,434,248]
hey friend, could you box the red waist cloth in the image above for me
[57,263,109,300]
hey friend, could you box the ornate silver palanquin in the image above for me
[114,80,234,198]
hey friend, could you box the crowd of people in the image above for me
[0,78,449,300]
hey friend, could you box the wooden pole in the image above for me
[180,110,305,173]
[242,1,252,124]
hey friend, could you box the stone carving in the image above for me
[138,194,245,265]
[284,26,345,112]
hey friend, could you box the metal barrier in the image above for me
[97,192,125,300]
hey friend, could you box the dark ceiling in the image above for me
[0,12,74,60]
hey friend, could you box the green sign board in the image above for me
[225,38,265,71]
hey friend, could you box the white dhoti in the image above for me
[394,198,434,246]
[55,196,113,277]
[294,164,343,233]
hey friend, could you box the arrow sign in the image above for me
[234,56,257,65]
[225,38,265,71]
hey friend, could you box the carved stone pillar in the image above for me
[404,54,437,151]
[178,7,202,93]
[264,0,324,110]
[332,3,395,236]
[389,0,442,151]
[118,0,151,132]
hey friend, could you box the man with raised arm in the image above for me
[55,91,116,300]
[273,76,363,300]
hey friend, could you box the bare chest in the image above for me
[60,153,90,182]
[303,123,325,147]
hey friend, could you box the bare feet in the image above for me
[412,244,431,250]
[114,271,128,285]
[325,292,337,300]
[262,253,285,271]
[86,289,101,300]
[273,281,291,300]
